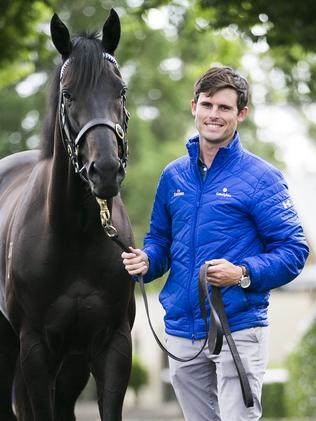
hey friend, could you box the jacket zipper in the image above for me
[187,161,205,341]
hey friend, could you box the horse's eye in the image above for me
[120,87,127,98]
[62,90,72,102]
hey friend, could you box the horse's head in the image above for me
[50,9,129,199]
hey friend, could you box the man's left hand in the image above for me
[205,259,242,287]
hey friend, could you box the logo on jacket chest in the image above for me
[173,189,185,197]
[216,187,232,198]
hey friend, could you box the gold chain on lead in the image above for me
[96,197,118,238]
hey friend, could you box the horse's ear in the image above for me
[101,8,121,55]
[50,13,72,58]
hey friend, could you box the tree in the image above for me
[0,0,314,244]
[0,0,52,87]
[199,0,316,51]
[197,0,316,103]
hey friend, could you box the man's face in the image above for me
[191,88,248,147]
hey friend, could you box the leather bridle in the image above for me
[58,53,130,182]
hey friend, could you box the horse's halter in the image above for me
[58,52,130,182]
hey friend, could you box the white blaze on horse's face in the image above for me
[51,9,129,199]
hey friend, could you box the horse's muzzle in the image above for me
[87,159,122,199]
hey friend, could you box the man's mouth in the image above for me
[205,121,224,128]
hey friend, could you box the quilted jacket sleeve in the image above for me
[142,170,172,283]
[240,167,309,292]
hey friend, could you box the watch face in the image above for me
[240,276,251,288]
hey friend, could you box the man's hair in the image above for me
[193,67,249,113]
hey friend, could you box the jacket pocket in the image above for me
[221,285,250,316]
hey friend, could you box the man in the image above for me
[122,67,309,420]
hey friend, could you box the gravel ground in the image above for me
[76,401,184,421]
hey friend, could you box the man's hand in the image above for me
[121,247,149,276]
[205,259,242,287]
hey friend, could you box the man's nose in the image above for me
[209,106,219,117]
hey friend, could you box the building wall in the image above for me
[268,289,316,365]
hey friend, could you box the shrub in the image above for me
[285,317,316,417]
[128,356,149,404]
[262,381,287,418]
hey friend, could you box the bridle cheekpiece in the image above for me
[58,52,130,182]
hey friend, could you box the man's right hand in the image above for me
[121,247,149,276]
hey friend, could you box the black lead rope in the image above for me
[101,224,254,407]
[109,235,211,362]
[201,264,254,408]
[211,286,254,408]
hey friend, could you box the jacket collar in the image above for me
[186,131,243,163]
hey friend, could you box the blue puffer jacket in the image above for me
[143,132,309,340]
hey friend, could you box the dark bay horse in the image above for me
[0,9,135,421]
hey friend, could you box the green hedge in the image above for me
[261,318,316,418]
[285,317,316,417]
[262,381,287,418]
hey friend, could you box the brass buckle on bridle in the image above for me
[115,123,124,140]
[96,197,118,238]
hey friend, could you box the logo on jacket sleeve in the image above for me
[216,187,232,198]
[282,199,292,209]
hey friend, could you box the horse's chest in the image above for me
[48,281,123,329]
[29,282,126,353]
[9,236,131,325]
[11,233,125,284]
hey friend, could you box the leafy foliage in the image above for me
[285,318,316,417]
[0,1,52,85]
[200,0,316,51]
[262,381,287,418]
[128,356,149,403]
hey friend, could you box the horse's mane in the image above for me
[40,31,106,159]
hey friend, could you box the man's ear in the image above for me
[237,106,248,122]
[191,99,197,116]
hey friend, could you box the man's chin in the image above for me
[204,136,227,146]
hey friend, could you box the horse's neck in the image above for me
[47,126,99,231]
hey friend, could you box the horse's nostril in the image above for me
[88,160,120,180]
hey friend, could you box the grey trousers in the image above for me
[167,327,269,421]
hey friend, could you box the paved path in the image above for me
[76,401,184,421]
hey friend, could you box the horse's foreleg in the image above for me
[91,321,132,421]
[0,313,18,421]
[18,327,57,421]
[14,358,33,421]
[54,353,90,421]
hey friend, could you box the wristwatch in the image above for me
[238,265,251,288]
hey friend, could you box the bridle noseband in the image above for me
[58,52,130,182]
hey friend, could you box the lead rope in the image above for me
[95,198,211,362]
[96,198,253,407]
